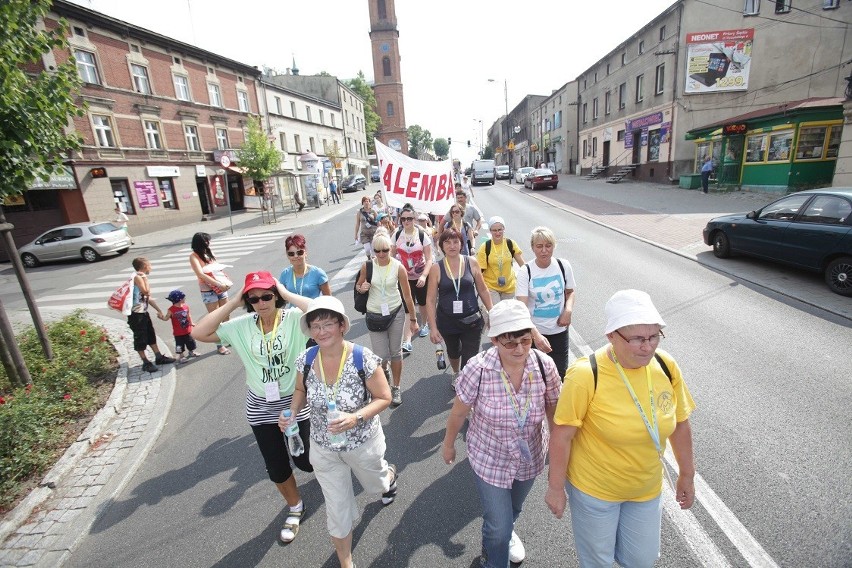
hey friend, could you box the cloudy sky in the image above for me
[70,0,676,162]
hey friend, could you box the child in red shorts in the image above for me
[161,290,199,364]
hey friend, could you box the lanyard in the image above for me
[444,256,464,300]
[499,369,533,429]
[611,348,661,456]
[291,266,308,296]
[403,227,417,248]
[494,240,506,275]
[259,310,281,366]
[319,344,348,403]
[375,260,393,299]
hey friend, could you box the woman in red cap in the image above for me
[192,271,312,544]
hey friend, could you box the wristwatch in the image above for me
[356,413,365,428]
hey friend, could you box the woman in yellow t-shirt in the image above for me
[476,216,525,306]
[546,289,696,568]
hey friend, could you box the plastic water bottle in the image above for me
[436,347,446,370]
[281,409,304,457]
[327,400,347,449]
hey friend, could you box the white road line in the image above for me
[569,327,594,357]
[39,285,188,303]
[664,447,780,568]
[67,276,197,290]
[329,251,368,293]
[661,483,733,568]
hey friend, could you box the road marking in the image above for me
[38,284,193,303]
[661,482,733,568]
[329,251,368,293]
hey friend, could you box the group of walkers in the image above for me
[122,184,695,568]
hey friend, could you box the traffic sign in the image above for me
[219,155,231,168]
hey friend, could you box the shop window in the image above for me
[75,50,100,84]
[131,64,151,94]
[766,131,793,162]
[775,0,791,12]
[111,179,135,215]
[745,134,767,163]
[208,83,222,107]
[92,114,116,148]
[143,120,163,150]
[826,126,841,158]
[173,75,191,101]
[743,0,760,14]
[796,126,828,159]
[647,129,661,162]
[158,178,178,209]
[799,196,850,225]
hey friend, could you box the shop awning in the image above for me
[226,165,247,174]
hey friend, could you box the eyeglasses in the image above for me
[400,216,415,222]
[287,250,305,257]
[374,248,390,253]
[246,293,276,304]
[309,322,339,333]
[614,329,665,347]
[498,336,533,350]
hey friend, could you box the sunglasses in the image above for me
[246,293,276,304]
[400,216,415,222]
[374,248,390,253]
[451,210,461,214]
[287,250,305,257]
[498,337,533,350]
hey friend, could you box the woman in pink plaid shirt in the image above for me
[442,300,561,567]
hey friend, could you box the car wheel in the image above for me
[81,247,100,263]
[825,256,852,296]
[21,253,39,268]
[711,231,731,258]
[552,184,558,189]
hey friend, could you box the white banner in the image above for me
[374,139,456,215]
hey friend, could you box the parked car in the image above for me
[470,159,496,185]
[370,166,380,182]
[514,166,535,184]
[524,168,558,190]
[340,174,367,193]
[495,165,511,180]
[702,188,852,296]
[19,222,131,268]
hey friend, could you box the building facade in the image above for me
[530,81,579,174]
[368,0,409,154]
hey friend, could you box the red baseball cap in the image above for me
[243,271,276,292]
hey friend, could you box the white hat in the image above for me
[488,300,535,338]
[299,296,351,335]
[604,290,666,334]
[417,212,429,221]
[488,216,506,228]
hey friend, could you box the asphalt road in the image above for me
[6,182,850,567]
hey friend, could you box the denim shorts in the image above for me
[200,289,228,304]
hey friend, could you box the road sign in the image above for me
[219,155,231,168]
[508,142,515,151]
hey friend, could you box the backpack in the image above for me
[484,239,516,266]
[477,350,549,392]
[353,262,373,314]
[588,352,672,390]
[525,258,566,285]
[302,344,369,402]
[394,226,425,246]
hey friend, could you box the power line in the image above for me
[764,0,851,26]
[692,0,847,29]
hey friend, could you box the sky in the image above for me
[69,0,676,163]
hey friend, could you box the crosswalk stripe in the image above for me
[39,285,190,303]
[68,276,198,290]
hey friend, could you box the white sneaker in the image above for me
[509,530,525,563]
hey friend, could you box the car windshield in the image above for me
[497,166,509,171]
[520,167,533,173]
[533,169,553,175]
[90,223,120,235]
[343,175,356,183]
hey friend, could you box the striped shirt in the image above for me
[245,389,310,427]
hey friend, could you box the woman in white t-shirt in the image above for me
[391,204,434,352]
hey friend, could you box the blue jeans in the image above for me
[474,474,535,568]
[567,482,662,568]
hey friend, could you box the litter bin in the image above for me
[679,174,702,190]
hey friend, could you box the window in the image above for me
[618,83,627,108]
[594,72,598,83]
[306,106,312,122]
[378,0,387,19]
[294,134,301,153]
[131,64,151,94]
[207,66,215,75]
[216,127,229,150]
[73,26,85,37]
[75,50,100,84]
[827,126,842,158]
[158,178,178,210]
[92,114,115,147]
[331,114,336,127]
[757,195,810,221]
[617,130,625,141]
[648,129,661,162]
[555,110,562,128]
[319,110,324,125]
[582,102,588,124]
[208,83,222,107]
[184,124,201,152]
[322,139,328,154]
[111,179,135,215]
[129,44,141,53]
[799,196,850,225]
[638,39,645,55]
[290,101,297,117]
[655,64,665,94]
[382,56,391,77]
[387,101,394,116]
[237,90,250,112]
[635,74,644,102]
[659,25,666,42]
[173,75,190,101]
[621,53,626,66]
[775,0,791,12]
[274,96,282,115]
[745,134,767,163]
[823,0,838,8]
[767,131,793,162]
[279,132,287,151]
[593,98,599,119]
[796,126,830,159]
[743,0,760,14]
[606,63,611,75]
[605,91,611,115]
[592,137,598,157]
[173,56,181,65]
[582,140,588,158]
[143,120,163,150]
[309,137,315,152]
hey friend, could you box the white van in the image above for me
[471,159,496,185]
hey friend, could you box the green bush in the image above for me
[0,311,117,512]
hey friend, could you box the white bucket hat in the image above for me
[488,300,535,338]
[604,289,666,334]
[299,296,351,335]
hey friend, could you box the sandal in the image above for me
[217,346,231,355]
[279,507,303,544]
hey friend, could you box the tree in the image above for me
[236,115,282,191]
[0,0,86,386]
[345,71,381,154]
[433,138,449,159]
[482,146,495,160]
[407,125,433,159]
[326,140,343,176]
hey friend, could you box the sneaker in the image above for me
[509,530,526,563]
[155,354,176,365]
[188,351,200,358]
[401,341,413,353]
[419,323,429,338]
[381,464,398,505]
[141,361,159,373]
[391,386,402,407]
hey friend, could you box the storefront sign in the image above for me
[660,122,672,143]
[90,167,108,178]
[209,174,227,207]
[213,149,237,164]
[134,180,159,208]
[29,167,76,190]
[195,165,207,177]
[625,112,663,132]
[723,123,748,135]
[146,166,180,178]
[685,28,753,94]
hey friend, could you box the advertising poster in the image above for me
[134,180,159,208]
[685,28,753,94]
[209,175,227,207]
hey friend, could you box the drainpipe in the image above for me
[667,2,683,181]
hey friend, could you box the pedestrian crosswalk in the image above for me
[36,232,291,313]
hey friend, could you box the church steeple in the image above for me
[368,0,408,155]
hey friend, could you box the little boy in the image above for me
[161,289,199,364]
[129,257,175,373]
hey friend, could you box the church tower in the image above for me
[368,0,408,155]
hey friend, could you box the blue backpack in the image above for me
[302,344,370,401]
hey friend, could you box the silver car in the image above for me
[19,222,132,268]
[514,166,535,184]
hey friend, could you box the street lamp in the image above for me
[488,78,510,171]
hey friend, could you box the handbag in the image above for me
[365,305,401,332]
[107,274,135,316]
[353,262,373,314]
[459,310,483,328]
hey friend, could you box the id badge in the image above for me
[517,438,533,463]
[381,303,390,316]
[407,258,414,268]
[453,300,463,314]
[264,381,281,402]
[497,276,506,287]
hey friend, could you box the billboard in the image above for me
[685,28,753,94]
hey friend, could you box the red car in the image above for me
[524,168,558,190]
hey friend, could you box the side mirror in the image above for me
[746,211,757,220]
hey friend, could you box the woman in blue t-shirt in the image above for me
[279,233,332,301]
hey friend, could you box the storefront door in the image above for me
[632,132,641,164]
[602,141,610,167]
[196,177,211,215]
